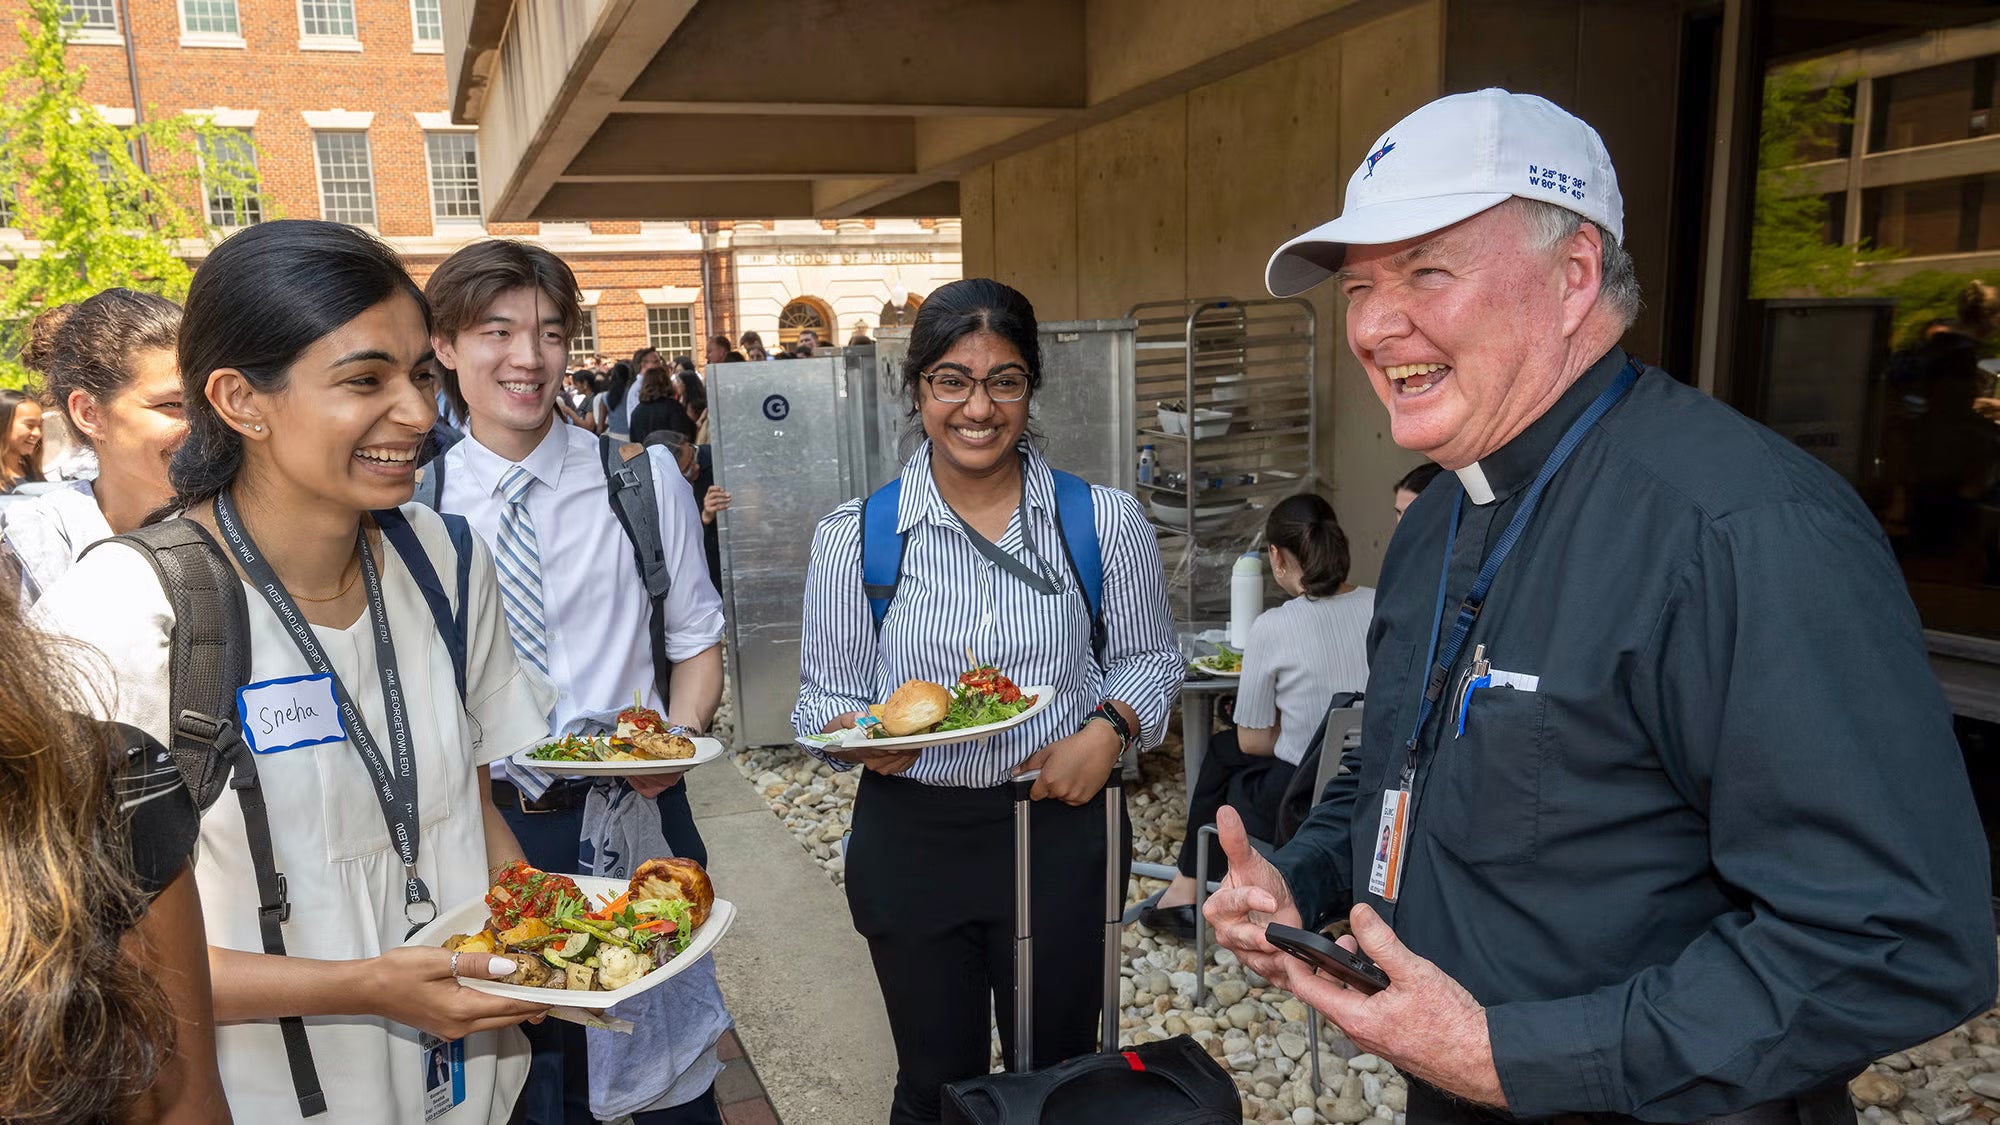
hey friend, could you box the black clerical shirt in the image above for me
[1273,347,1996,1119]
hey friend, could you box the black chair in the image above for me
[1191,691,1363,1096]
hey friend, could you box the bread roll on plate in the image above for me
[878,679,951,736]
[630,857,715,929]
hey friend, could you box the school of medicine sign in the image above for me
[738,250,938,266]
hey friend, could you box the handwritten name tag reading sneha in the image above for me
[236,673,348,754]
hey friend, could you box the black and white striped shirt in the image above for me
[792,442,1183,788]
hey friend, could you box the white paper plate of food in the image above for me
[796,663,1057,752]
[512,734,726,777]
[511,700,725,777]
[1189,650,1243,678]
[409,861,734,1011]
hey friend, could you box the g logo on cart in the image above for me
[762,394,790,422]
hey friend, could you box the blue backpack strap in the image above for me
[860,478,905,634]
[374,507,469,703]
[1048,470,1106,662]
[443,512,473,683]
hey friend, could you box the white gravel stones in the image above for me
[723,705,2000,1123]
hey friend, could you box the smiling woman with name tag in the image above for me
[32,221,558,1124]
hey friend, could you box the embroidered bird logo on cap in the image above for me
[1364,139,1396,179]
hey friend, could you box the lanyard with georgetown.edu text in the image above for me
[214,490,436,933]
[1369,358,1640,903]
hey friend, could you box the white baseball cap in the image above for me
[1265,88,1624,298]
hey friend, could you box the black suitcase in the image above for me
[940,772,1242,1124]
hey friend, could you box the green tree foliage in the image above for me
[1751,66,1899,297]
[0,0,269,388]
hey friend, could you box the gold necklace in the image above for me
[293,543,361,604]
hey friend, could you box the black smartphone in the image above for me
[1265,923,1391,995]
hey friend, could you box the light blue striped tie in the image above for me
[493,464,549,674]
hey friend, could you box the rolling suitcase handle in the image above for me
[1008,769,1125,1072]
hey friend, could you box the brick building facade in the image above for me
[5,0,957,361]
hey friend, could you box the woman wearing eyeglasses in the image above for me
[792,278,1182,1125]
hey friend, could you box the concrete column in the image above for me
[1846,77,1873,246]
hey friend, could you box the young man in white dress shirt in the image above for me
[424,240,730,1125]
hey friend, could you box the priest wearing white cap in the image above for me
[1204,88,1995,1123]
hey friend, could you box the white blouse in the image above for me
[1233,587,1375,766]
[2,479,110,606]
[33,504,556,1125]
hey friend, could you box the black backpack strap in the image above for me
[598,436,674,704]
[92,520,327,1117]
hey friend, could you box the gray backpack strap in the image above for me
[89,520,329,1117]
[597,436,674,704]
[97,521,248,810]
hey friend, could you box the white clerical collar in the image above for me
[1457,462,1497,505]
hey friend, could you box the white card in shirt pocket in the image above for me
[1488,668,1540,692]
[236,673,346,754]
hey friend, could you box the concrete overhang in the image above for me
[447,0,1425,222]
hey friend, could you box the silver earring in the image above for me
[248,424,262,432]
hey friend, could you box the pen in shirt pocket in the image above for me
[1456,654,1544,737]
[1455,645,1491,738]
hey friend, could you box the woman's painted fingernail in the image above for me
[488,957,517,975]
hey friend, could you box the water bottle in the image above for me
[1138,444,1156,485]
[1229,550,1264,650]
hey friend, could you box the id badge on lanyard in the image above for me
[420,1033,465,1120]
[1368,785,1413,902]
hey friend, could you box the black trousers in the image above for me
[500,782,718,1125]
[845,770,1132,1125]
[1175,728,1297,877]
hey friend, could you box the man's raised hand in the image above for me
[1200,805,1306,987]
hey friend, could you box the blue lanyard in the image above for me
[1400,359,1641,782]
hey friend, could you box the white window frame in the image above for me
[423,130,483,227]
[297,0,361,51]
[410,0,443,53]
[569,309,598,365]
[311,129,377,228]
[64,0,123,46]
[178,0,244,48]
[198,129,262,229]
[646,306,695,357]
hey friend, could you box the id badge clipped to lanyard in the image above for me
[420,1033,465,1120]
[1368,785,1412,902]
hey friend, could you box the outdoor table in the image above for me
[1178,676,1238,808]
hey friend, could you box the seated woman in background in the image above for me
[3,290,187,604]
[0,389,45,492]
[1139,493,1372,940]
[0,594,229,1124]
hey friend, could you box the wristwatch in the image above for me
[1082,701,1134,749]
